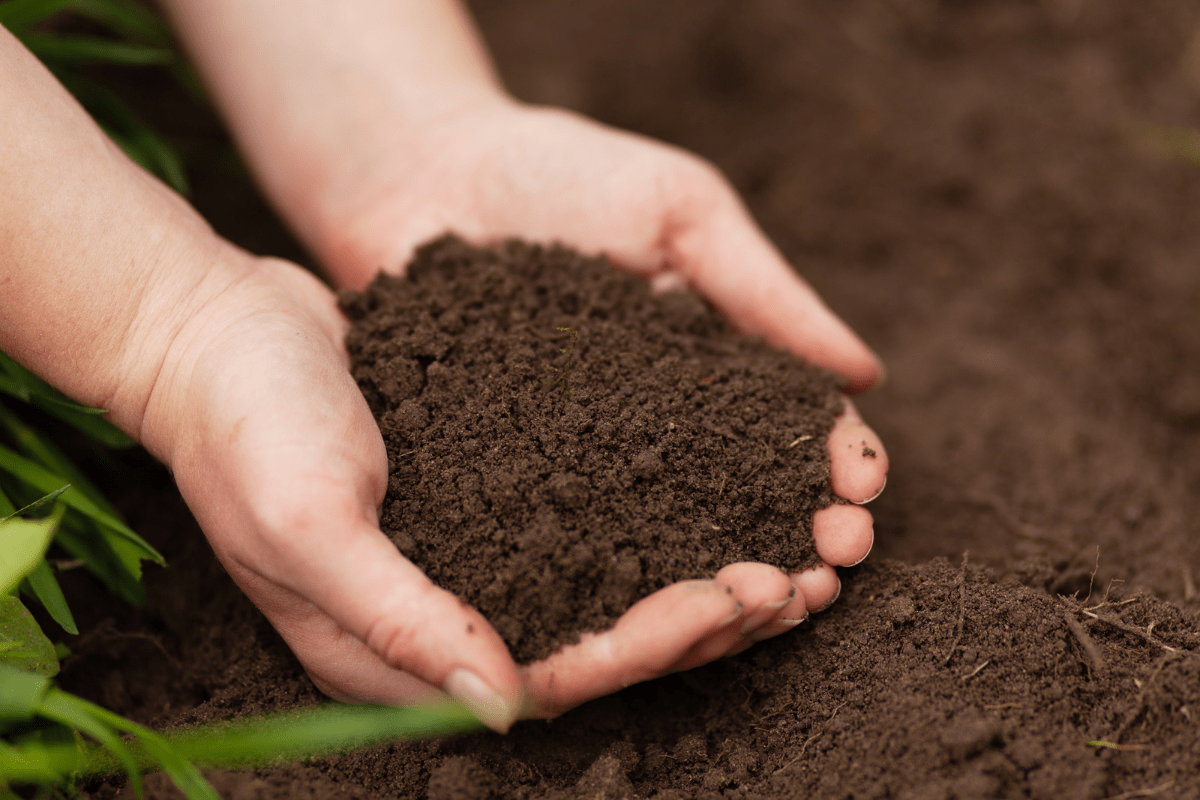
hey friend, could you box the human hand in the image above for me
[136,251,527,731]
[300,102,889,717]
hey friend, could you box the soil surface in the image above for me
[49,0,1200,798]
[340,236,841,662]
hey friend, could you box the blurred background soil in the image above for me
[55,1,1200,797]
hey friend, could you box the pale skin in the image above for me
[0,1,888,731]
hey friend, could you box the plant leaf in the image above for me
[0,0,75,34]
[67,0,172,45]
[0,404,120,518]
[22,559,78,635]
[0,728,85,787]
[21,33,173,66]
[159,703,484,768]
[0,504,63,595]
[0,444,162,565]
[36,690,145,798]
[0,596,58,678]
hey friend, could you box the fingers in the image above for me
[791,562,842,613]
[664,168,883,393]
[828,398,889,503]
[812,504,874,567]
[244,513,524,732]
[520,579,741,718]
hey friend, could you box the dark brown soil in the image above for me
[52,1,1200,798]
[339,236,841,662]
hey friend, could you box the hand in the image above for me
[138,251,526,731]
[303,101,889,717]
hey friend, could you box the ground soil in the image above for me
[340,236,841,662]
[52,1,1200,798]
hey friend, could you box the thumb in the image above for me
[226,508,524,732]
[667,182,883,393]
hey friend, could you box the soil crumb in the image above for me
[340,236,843,662]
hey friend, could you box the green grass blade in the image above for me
[0,0,75,34]
[30,396,135,449]
[161,703,484,768]
[0,485,70,523]
[67,0,172,45]
[21,33,173,66]
[36,690,143,798]
[0,445,162,565]
[0,353,133,448]
[22,559,78,636]
[0,734,85,787]
[0,405,120,519]
[52,518,146,606]
[0,485,15,517]
[89,713,217,800]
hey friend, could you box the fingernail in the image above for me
[817,579,842,613]
[851,476,887,506]
[740,596,793,635]
[444,668,515,733]
[747,616,807,643]
[718,602,744,628]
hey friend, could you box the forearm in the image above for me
[0,26,238,442]
[157,0,509,284]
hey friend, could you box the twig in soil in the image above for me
[787,435,813,449]
[1081,610,1191,656]
[771,701,847,775]
[960,659,990,682]
[983,703,1022,711]
[943,552,969,665]
[1086,740,1148,752]
[1101,782,1175,800]
[1064,612,1106,675]
[1083,546,1101,604]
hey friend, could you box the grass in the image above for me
[0,0,193,193]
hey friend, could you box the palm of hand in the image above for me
[160,104,888,730]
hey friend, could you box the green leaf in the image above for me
[0,485,15,518]
[0,664,51,719]
[0,593,58,677]
[0,445,162,566]
[0,505,62,595]
[31,396,135,449]
[68,0,172,45]
[22,33,173,66]
[22,559,77,636]
[159,703,483,768]
[0,404,119,519]
[0,0,75,34]
[52,518,146,606]
[0,354,133,448]
[36,690,145,798]
[0,729,85,786]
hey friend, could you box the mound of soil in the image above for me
[339,236,841,661]
[51,1,1200,799]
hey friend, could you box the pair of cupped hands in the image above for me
[149,101,889,732]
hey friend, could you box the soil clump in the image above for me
[339,236,841,661]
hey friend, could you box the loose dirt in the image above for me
[56,1,1200,798]
[339,236,841,662]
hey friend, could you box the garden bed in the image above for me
[65,1,1200,798]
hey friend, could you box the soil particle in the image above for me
[340,236,843,662]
